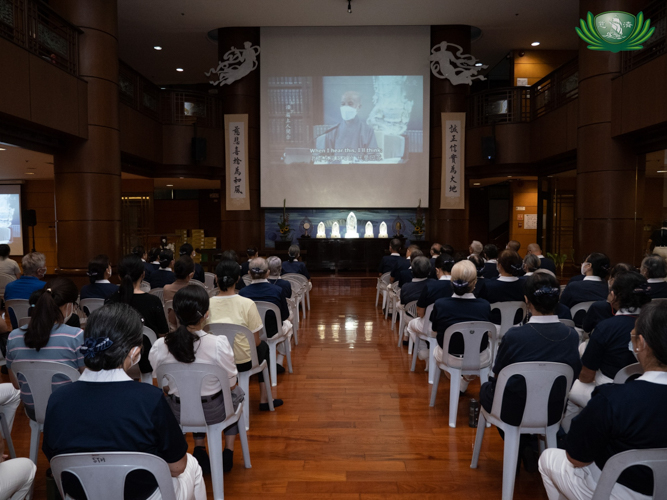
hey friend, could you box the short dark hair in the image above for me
[611,263,635,281]
[524,273,560,315]
[174,256,195,280]
[498,249,524,277]
[411,256,431,279]
[0,244,10,259]
[148,247,161,262]
[507,240,521,252]
[221,250,239,263]
[430,243,442,256]
[116,254,145,304]
[635,301,667,366]
[179,243,193,257]
[83,303,143,371]
[246,246,258,257]
[483,244,498,260]
[642,255,667,279]
[389,239,402,252]
[159,249,174,269]
[87,254,110,284]
[215,259,240,291]
[611,271,651,312]
[586,252,611,279]
[435,253,455,273]
[442,244,455,256]
[131,246,145,257]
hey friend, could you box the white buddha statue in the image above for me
[364,221,374,238]
[316,221,326,238]
[345,212,359,238]
[331,221,341,238]
[378,221,388,238]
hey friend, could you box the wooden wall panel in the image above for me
[153,200,199,235]
[22,180,57,269]
[119,105,162,163]
[512,50,577,86]
[0,38,31,121]
[162,125,223,169]
[466,123,530,168]
[530,100,577,162]
[510,180,538,254]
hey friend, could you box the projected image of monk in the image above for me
[320,91,378,153]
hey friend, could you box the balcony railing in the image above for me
[0,0,79,75]
[119,62,161,121]
[531,57,578,119]
[161,90,223,129]
[621,0,667,73]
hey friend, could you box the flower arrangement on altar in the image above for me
[277,199,291,240]
[408,200,425,239]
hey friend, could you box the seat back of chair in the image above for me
[242,275,252,286]
[380,272,391,285]
[491,361,574,428]
[254,301,284,338]
[490,301,527,339]
[405,300,418,319]
[423,304,435,334]
[613,362,644,384]
[283,273,308,285]
[559,319,575,328]
[442,321,497,371]
[140,281,151,293]
[570,301,595,320]
[0,272,16,297]
[282,276,303,292]
[18,317,30,327]
[51,452,177,500]
[164,300,173,324]
[204,272,216,290]
[80,298,104,317]
[208,288,219,298]
[651,297,667,304]
[10,360,80,424]
[189,279,206,289]
[155,362,234,428]
[148,287,164,304]
[204,323,259,368]
[591,448,667,500]
[5,299,30,329]
[142,326,157,346]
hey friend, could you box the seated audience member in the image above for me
[480,273,581,471]
[560,253,611,325]
[562,271,651,432]
[209,260,284,406]
[484,250,526,325]
[641,253,667,299]
[400,256,431,305]
[468,254,489,300]
[0,431,36,500]
[522,253,540,277]
[107,254,169,376]
[241,247,259,277]
[164,256,195,303]
[539,300,667,500]
[132,245,154,280]
[408,254,454,357]
[442,244,455,257]
[430,260,491,393]
[3,252,46,302]
[267,256,292,299]
[148,247,161,271]
[148,249,176,289]
[428,243,442,279]
[0,244,20,279]
[151,285,243,474]
[391,245,419,284]
[179,243,205,283]
[221,250,246,291]
[42,304,206,500]
[6,277,84,419]
[526,243,556,273]
[80,254,118,300]
[468,240,483,259]
[397,249,425,288]
[531,269,572,321]
[378,239,403,276]
[506,240,521,254]
[27,288,81,329]
[282,245,311,282]
[481,244,499,279]
[582,263,633,334]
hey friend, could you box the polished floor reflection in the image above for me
[3,277,548,499]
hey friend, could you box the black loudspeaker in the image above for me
[482,136,496,162]
[191,137,207,162]
[23,210,36,227]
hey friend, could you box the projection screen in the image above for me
[260,26,431,208]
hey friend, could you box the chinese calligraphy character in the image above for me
[233,147,240,155]
[449,144,457,153]
[450,176,457,183]
[234,186,243,194]
[234,177,241,183]
[233,157,241,165]
[450,154,457,164]
[233,137,240,145]
[449,185,458,193]
[450,135,457,142]
[449,124,459,134]
[234,167,241,175]
[233,126,240,135]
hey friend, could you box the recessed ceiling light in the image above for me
[473,182,481,186]
[161,87,166,90]
[531,41,540,46]
[0,148,5,151]
[508,175,512,178]
[176,68,184,72]
[166,184,173,187]
[26,172,34,175]
[153,46,162,50]
[658,170,667,173]
[475,62,483,67]
[179,177,184,179]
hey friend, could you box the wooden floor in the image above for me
[3,277,549,499]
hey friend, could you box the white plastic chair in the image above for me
[204,272,216,290]
[490,301,527,344]
[470,361,574,500]
[396,300,417,348]
[0,405,16,459]
[189,279,207,290]
[17,317,30,327]
[10,360,80,464]
[613,362,644,384]
[164,300,174,330]
[208,287,220,298]
[5,299,30,329]
[140,280,151,293]
[282,276,306,319]
[204,323,275,430]
[591,448,667,500]
[242,275,252,286]
[148,287,164,304]
[570,300,595,323]
[127,326,157,385]
[80,298,104,317]
[51,452,177,500]
[286,296,299,345]
[283,273,311,311]
[430,321,497,428]
[376,272,391,308]
[0,272,16,301]
[254,301,293,387]
[559,319,576,328]
[156,362,251,500]
[410,304,439,383]
[385,282,400,320]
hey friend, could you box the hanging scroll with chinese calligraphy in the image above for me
[441,112,466,210]
[224,114,250,211]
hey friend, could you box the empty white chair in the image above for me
[80,298,104,317]
[254,301,293,387]
[471,361,574,500]
[51,452,177,500]
[430,321,497,428]
[204,322,275,430]
[283,273,311,311]
[385,282,400,320]
[10,360,80,464]
[376,272,391,308]
[148,287,164,304]
[140,280,151,293]
[156,362,251,500]
[591,448,667,500]
[410,304,438,383]
[204,272,216,290]
[613,362,644,384]
[0,272,16,301]
[5,299,30,329]
[282,276,306,319]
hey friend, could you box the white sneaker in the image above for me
[418,349,429,361]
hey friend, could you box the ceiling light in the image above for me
[166,184,173,187]
[347,0,352,13]
[475,62,483,67]
[179,177,184,179]
[531,42,540,46]
[176,68,184,72]
[658,170,667,173]
[153,46,162,51]
[508,176,512,178]
[473,182,481,186]
[26,172,34,175]
[0,148,5,151]
[161,87,166,90]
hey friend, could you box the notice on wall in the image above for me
[224,114,250,211]
[441,112,466,210]
[524,214,537,230]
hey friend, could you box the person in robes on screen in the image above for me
[320,91,378,156]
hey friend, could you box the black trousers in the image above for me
[236,340,270,383]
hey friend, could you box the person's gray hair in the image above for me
[470,240,483,255]
[287,245,300,261]
[411,256,431,279]
[267,256,282,276]
[249,257,269,280]
[523,254,541,273]
[22,252,46,276]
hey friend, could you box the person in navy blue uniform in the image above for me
[241,247,258,277]
[147,247,161,272]
[560,253,611,326]
[390,244,419,284]
[147,249,176,289]
[481,244,500,279]
[562,271,651,432]
[467,254,490,300]
[399,256,431,305]
[220,250,246,291]
[132,245,154,280]
[641,254,667,299]
[428,243,442,279]
[267,256,292,299]
[522,254,540,278]
[526,243,557,274]
[282,245,311,280]
[480,272,581,472]
[179,243,205,283]
[484,250,526,324]
[397,249,424,288]
[540,300,667,499]
[80,254,118,300]
[581,263,633,333]
[378,239,403,276]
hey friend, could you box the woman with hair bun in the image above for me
[540,300,667,499]
[148,249,176,290]
[80,254,118,300]
[484,250,527,325]
[480,272,581,472]
[560,253,611,319]
[640,253,667,299]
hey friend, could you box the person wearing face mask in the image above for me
[320,91,378,160]
[80,254,119,300]
[42,303,206,500]
[5,277,84,420]
[560,253,611,327]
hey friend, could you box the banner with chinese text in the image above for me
[440,112,466,210]
[224,114,250,211]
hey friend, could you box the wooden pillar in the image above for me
[218,28,262,254]
[51,0,121,271]
[430,25,471,252]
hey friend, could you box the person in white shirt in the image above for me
[0,245,20,279]
[150,285,243,474]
